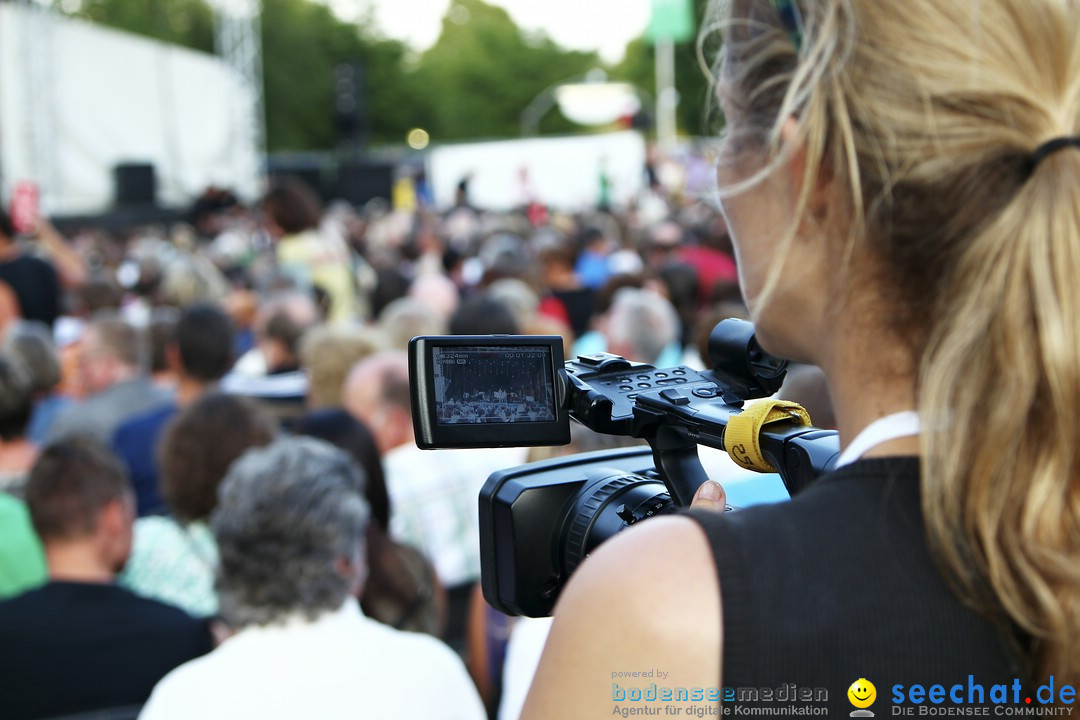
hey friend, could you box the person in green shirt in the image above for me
[0,493,45,598]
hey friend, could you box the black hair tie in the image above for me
[1026,136,1080,176]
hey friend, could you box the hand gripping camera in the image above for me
[409,320,840,617]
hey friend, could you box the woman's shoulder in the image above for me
[520,516,721,719]
[563,515,720,624]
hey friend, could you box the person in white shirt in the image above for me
[139,436,485,720]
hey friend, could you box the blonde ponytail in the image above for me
[920,142,1080,681]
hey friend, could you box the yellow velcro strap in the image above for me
[725,399,812,473]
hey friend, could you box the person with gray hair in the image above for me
[138,437,485,720]
[46,313,170,444]
[215,436,369,627]
[603,286,681,365]
[3,320,72,445]
[486,278,540,331]
[376,295,445,352]
[0,353,37,494]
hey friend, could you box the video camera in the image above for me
[409,320,840,617]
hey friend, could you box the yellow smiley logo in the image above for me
[848,679,877,709]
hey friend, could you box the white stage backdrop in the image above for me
[0,4,260,214]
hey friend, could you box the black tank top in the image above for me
[688,457,1027,717]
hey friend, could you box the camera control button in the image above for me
[692,387,718,399]
[616,504,635,523]
[660,389,690,405]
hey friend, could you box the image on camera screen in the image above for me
[432,346,557,425]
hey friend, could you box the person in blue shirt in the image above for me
[111,303,234,516]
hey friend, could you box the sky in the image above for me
[357,0,653,64]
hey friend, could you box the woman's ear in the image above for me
[780,116,834,230]
[780,116,806,185]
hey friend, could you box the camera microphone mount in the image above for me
[560,320,840,506]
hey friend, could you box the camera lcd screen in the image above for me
[432,346,557,425]
[409,335,570,449]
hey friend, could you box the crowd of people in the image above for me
[0,140,751,719]
[438,397,553,424]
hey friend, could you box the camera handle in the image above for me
[649,425,711,507]
[640,403,841,506]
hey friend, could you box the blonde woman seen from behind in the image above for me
[522,1,1079,717]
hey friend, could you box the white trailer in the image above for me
[427,130,648,212]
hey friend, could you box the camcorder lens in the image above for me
[562,469,675,576]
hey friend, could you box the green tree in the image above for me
[58,0,629,149]
[414,0,601,141]
[61,0,426,151]
[260,0,428,151]
[69,0,215,53]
